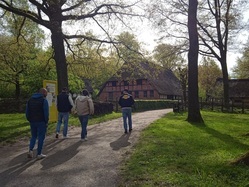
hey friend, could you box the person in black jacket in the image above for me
[55,87,74,139]
[118,89,135,134]
[26,88,49,159]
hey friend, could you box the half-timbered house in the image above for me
[97,61,182,101]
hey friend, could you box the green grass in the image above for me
[2,111,249,186]
[0,112,122,145]
[119,111,249,187]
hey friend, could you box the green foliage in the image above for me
[116,31,144,63]
[232,43,249,78]
[198,57,223,98]
[22,48,57,95]
[153,43,184,71]
[0,11,45,98]
[120,111,249,186]
[0,83,16,98]
[66,36,122,95]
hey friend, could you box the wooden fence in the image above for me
[199,98,249,114]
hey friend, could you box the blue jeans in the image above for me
[56,112,69,137]
[29,122,47,155]
[122,108,132,131]
[78,115,89,139]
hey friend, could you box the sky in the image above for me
[41,3,249,75]
[136,17,249,75]
[134,6,249,75]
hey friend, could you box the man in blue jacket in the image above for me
[55,87,74,139]
[118,89,135,134]
[26,88,49,159]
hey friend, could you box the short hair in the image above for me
[123,89,129,94]
[82,89,89,96]
[62,87,68,92]
[39,88,48,96]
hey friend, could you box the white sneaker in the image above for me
[85,137,88,141]
[37,154,46,160]
[81,139,86,142]
[27,150,33,158]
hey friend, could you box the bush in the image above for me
[133,100,178,112]
[93,101,114,115]
[0,98,27,114]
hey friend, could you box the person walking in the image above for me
[26,88,49,159]
[55,87,74,139]
[75,89,94,141]
[118,89,135,134]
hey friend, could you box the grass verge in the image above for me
[119,111,249,187]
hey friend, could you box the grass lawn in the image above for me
[119,111,249,187]
[0,112,122,145]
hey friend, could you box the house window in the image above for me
[150,90,154,97]
[108,92,113,101]
[167,95,174,100]
[124,81,129,86]
[136,79,142,85]
[135,91,139,98]
[143,91,147,98]
[111,81,117,87]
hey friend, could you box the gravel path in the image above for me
[0,109,172,187]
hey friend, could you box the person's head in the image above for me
[123,89,129,94]
[39,88,48,98]
[62,87,68,93]
[82,89,89,96]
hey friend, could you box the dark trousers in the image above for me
[29,122,47,155]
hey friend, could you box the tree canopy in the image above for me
[0,0,143,92]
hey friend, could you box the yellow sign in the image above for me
[43,80,58,122]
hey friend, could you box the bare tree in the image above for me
[148,0,248,111]
[187,0,203,123]
[0,0,141,91]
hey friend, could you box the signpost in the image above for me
[43,80,58,122]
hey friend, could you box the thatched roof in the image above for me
[101,61,182,96]
[229,79,249,98]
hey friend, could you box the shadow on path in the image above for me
[110,133,131,151]
[41,141,82,170]
[0,153,36,186]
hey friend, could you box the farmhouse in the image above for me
[97,61,182,102]
[214,78,249,105]
[228,79,249,103]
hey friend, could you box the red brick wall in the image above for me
[98,79,160,101]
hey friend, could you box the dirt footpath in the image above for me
[0,109,172,187]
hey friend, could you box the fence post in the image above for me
[231,100,234,113]
[115,98,118,112]
[221,98,223,112]
[242,101,244,114]
[211,98,214,111]
[200,97,203,110]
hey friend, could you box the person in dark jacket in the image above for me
[118,89,135,134]
[26,88,49,159]
[55,87,74,139]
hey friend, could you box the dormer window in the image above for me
[111,81,117,87]
[124,81,129,86]
[136,79,142,85]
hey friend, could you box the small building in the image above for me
[97,61,182,102]
[228,79,249,104]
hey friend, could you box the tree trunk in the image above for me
[15,79,20,99]
[187,0,204,123]
[220,57,230,111]
[51,31,68,92]
[49,3,68,92]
